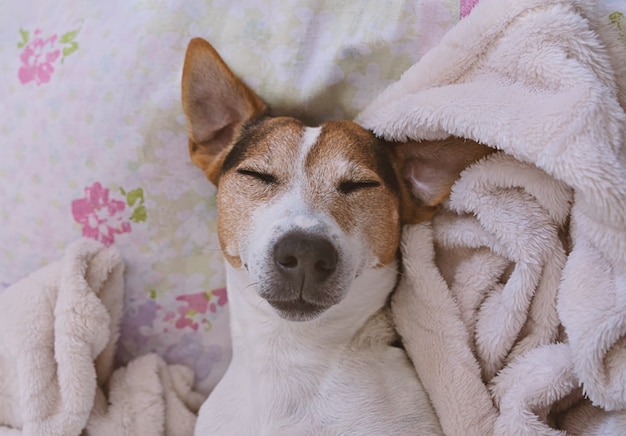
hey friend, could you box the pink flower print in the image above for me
[177,292,211,314]
[173,288,229,331]
[211,288,228,311]
[460,0,479,18]
[72,182,132,246]
[18,29,61,85]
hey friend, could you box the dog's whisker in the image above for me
[376,262,401,276]
[243,281,259,292]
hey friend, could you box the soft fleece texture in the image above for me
[0,239,204,435]
[357,0,626,434]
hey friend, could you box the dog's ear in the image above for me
[182,38,267,185]
[393,137,494,224]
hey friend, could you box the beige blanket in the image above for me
[0,239,204,435]
[357,0,626,434]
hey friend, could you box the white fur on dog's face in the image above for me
[216,117,403,320]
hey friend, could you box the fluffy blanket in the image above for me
[357,0,626,434]
[0,239,204,436]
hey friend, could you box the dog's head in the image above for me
[182,38,491,321]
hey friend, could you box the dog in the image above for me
[182,38,491,435]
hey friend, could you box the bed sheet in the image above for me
[0,0,468,393]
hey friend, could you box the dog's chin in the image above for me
[265,298,332,322]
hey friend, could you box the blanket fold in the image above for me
[0,239,123,435]
[0,239,203,436]
[358,0,626,434]
[87,353,204,436]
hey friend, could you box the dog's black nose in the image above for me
[273,231,338,290]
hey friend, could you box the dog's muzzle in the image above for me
[263,230,342,321]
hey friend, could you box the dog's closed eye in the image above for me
[236,168,278,185]
[337,180,381,195]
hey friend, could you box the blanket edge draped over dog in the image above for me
[357,0,626,434]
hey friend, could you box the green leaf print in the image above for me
[130,205,147,223]
[125,188,145,207]
[17,29,29,48]
[62,41,79,58]
[610,11,625,36]
[59,25,82,61]
[59,29,80,44]
[121,187,147,223]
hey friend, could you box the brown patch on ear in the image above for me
[392,137,494,224]
[181,38,268,185]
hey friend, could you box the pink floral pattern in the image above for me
[18,30,60,85]
[17,26,81,85]
[460,0,479,18]
[71,182,132,246]
[164,288,228,331]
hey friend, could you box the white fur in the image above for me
[195,126,442,435]
[195,263,441,435]
[298,126,322,159]
[294,214,320,229]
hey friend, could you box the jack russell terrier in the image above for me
[182,38,491,435]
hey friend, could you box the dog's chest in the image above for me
[195,344,440,435]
